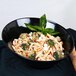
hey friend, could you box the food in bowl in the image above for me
[12,14,64,61]
[2,14,74,68]
[12,32,64,61]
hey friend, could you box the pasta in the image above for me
[12,32,64,61]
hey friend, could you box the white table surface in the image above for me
[0,0,76,40]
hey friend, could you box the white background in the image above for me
[0,0,76,40]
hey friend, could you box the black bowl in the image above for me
[2,17,74,69]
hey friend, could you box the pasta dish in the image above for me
[12,32,64,61]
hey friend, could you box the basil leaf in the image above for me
[41,28,53,35]
[53,52,59,60]
[42,28,59,35]
[28,54,35,60]
[45,28,59,35]
[42,31,47,35]
[32,26,42,31]
[25,23,42,32]
[25,23,37,31]
[50,32,59,35]
[45,28,54,34]
[47,39,54,47]
[40,14,46,29]
[21,44,26,50]
[45,28,54,32]
[24,14,59,36]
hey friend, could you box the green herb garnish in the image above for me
[40,14,46,29]
[21,44,26,50]
[53,52,59,60]
[25,14,59,35]
[28,54,35,60]
[47,39,54,47]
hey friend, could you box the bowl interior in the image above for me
[2,18,74,60]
